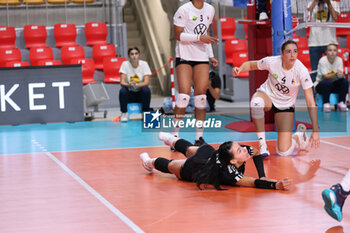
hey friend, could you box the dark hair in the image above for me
[128,47,140,56]
[327,43,338,50]
[193,141,233,190]
[280,38,298,53]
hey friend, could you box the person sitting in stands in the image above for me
[119,47,152,122]
[315,43,349,112]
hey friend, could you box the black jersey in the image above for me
[180,144,254,186]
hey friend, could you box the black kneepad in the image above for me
[174,139,193,155]
[154,158,172,173]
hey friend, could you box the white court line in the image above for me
[320,140,350,150]
[31,140,144,233]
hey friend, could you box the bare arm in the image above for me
[208,81,220,100]
[174,25,218,44]
[120,73,129,87]
[135,75,150,88]
[304,87,320,148]
[232,61,258,76]
[325,0,339,20]
[307,0,317,13]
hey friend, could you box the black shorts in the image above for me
[175,58,209,67]
[272,104,295,113]
[180,144,215,182]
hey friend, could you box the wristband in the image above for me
[180,33,200,42]
[254,179,277,189]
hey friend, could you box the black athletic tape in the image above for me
[254,179,277,189]
[253,155,266,178]
[174,139,193,155]
[154,158,172,174]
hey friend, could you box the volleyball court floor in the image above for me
[0,110,349,233]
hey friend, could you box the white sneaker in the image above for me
[158,132,176,147]
[259,12,269,20]
[323,103,331,112]
[296,123,309,150]
[259,143,270,158]
[337,102,348,112]
[139,152,153,173]
[121,113,128,122]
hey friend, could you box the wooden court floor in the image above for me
[1,137,349,233]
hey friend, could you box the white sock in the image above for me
[195,122,204,140]
[340,169,350,192]
[257,132,266,146]
[172,118,180,137]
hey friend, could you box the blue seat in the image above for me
[127,103,142,114]
[316,93,339,111]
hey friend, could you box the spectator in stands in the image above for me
[258,0,269,20]
[307,0,340,85]
[119,47,152,122]
[161,71,221,114]
[315,43,349,112]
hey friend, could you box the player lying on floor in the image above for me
[140,132,291,191]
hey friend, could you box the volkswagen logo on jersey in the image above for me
[275,83,290,94]
[194,23,207,35]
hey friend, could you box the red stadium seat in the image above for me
[29,47,54,66]
[24,25,47,48]
[336,13,350,37]
[54,23,77,47]
[213,17,236,41]
[71,58,95,84]
[232,51,249,78]
[85,22,108,46]
[103,56,126,83]
[298,49,311,72]
[92,43,116,69]
[60,45,85,64]
[5,61,29,67]
[293,36,308,49]
[0,48,21,67]
[37,60,62,66]
[0,26,16,49]
[224,39,247,64]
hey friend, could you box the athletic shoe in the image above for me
[259,143,270,158]
[158,132,176,147]
[337,102,348,112]
[322,184,349,221]
[194,137,207,146]
[259,12,269,20]
[121,113,128,122]
[296,123,309,150]
[323,103,331,112]
[139,152,153,173]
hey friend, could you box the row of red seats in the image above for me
[0,0,94,4]
[0,22,107,49]
[0,45,125,85]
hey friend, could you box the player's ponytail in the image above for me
[193,141,233,190]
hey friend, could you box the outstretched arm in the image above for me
[232,61,258,76]
[236,176,291,190]
[304,87,320,148]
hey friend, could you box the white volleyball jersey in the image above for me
[256,56,313,109]
[173,2,215,61]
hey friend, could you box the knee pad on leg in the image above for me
[154,158,172,173]
[250,96,265,119]
[174,139,194,155]
[176,93,190,108]
[194,94,207,109]
[276,139,297,156]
